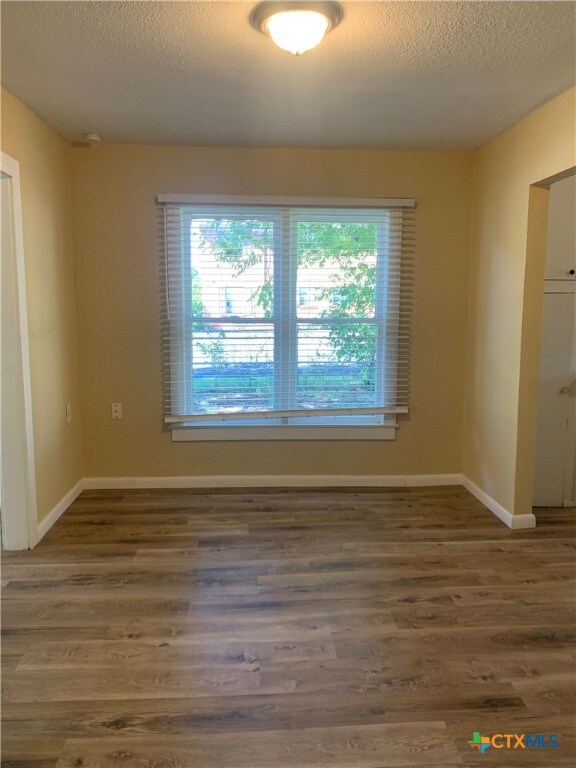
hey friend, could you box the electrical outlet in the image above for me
[111,402,123,420]
[66,404,72,424]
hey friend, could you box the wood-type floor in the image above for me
[1,487,575,767]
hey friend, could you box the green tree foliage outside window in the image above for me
[198,218,378,384]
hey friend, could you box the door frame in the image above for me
[519,165,576,515]
[1,151,37,549]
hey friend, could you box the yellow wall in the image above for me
[70,145,473,478]
[463,87,576,515]
[5,81,572,512]
[1,88,84,521]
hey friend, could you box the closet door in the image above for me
[533,291,575,506]
[545,176,575,280]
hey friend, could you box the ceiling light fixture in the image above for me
[251,1,342,55]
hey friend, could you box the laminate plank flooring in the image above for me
[1,488,574,767]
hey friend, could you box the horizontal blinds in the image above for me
[159,200,415,423]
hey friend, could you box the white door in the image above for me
[565,318,576,505]
[1,155,37,549]
[533,174,576,507]
[533,291,575,506]
[545,176,576,281]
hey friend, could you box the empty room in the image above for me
[1,1,575,766]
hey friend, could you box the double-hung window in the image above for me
[158,195,415,440]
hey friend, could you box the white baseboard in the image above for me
[461,476,536,529]
[36,479,85,542]
[83,474,464,490]
[33,474,537,543]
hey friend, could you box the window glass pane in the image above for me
[189,216,275,318]
[296,218,378,320]
[295,216,381,412]
[296,323,377,409]
[191,324,275,414]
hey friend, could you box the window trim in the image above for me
[158,194,415,208]
[172,414,398,441]
[172,427,397,441]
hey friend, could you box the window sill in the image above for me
[171,425,397,442]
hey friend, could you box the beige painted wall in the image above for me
[2,80,572,515]
[70,145,473,478]
[463,87,576,516]
[1,88,84,522]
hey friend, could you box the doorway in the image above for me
[1,152,37,549]
[533,173,576,507]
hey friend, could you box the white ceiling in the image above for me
[1,1,574,149]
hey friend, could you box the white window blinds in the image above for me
[158,196,415,425]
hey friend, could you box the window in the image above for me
[223,287,233,315]
[298,287,310,307]
[159,196,414,440]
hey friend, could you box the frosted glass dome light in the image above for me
[266,11,329,55]
[251,2,342,55]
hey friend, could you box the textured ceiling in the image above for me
[1,1,575,149]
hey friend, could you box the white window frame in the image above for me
[160,195,414,441]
